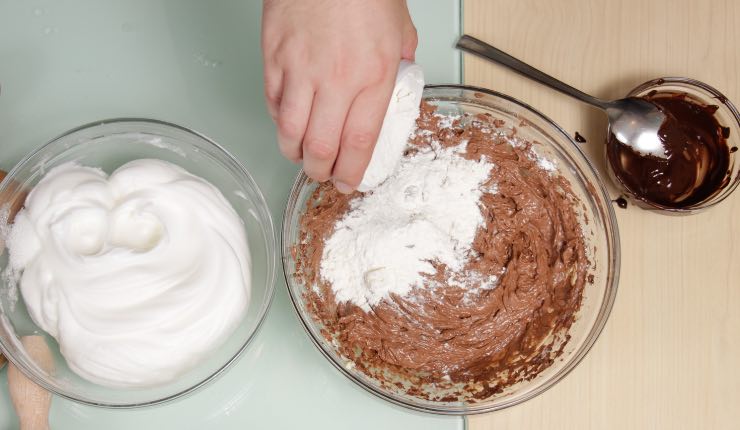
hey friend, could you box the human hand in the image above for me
[261,0,418,193]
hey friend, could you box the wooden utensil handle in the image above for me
[7,336,53,430]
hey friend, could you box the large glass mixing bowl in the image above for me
[0,119,276,407]
[282,85,620,414]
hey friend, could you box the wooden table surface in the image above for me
[463,0,739,429]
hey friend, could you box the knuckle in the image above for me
[304,137,337,161]
[277,118,302,141]
[363,55,395,86]
[328,50,364,81]
[260,26,282,54]
[365,64,386,85]
[331,60,353,81]
[277,47,303,67]
[285,45,310,66]
[264,70,280,88]
[344,130,376,152]
[375,50,395,71]
[265,89,281,106]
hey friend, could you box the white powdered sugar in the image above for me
[320,141,493,311]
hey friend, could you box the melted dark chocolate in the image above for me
[614,196,628,209]
[607,92,732,208]
[574,131,586,143]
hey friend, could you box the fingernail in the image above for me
[334,181,354,194]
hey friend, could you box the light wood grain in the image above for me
[463,0,740,429]
[7,336,53,430]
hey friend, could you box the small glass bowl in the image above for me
[282,85,620,414]
[0,119,277,408]
[607,77,740,213]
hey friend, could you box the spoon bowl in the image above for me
[606,98,666,158]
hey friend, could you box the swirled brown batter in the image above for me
[294,104,590,402]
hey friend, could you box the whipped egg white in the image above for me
[6,159,251,387]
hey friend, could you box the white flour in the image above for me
[320,140,493,311]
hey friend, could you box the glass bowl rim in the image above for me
[0,117,278,408]
[281,84,621,415]
[617,76,740,213]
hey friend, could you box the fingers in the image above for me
[302,87,354,182]
[331,68,397,192]
[276,74,314,163]
[263,65,283,121]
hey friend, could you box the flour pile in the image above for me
[320,140,492,310]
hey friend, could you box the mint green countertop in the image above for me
[0,1,464,428]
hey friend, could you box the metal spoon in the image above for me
[456,35,667,157]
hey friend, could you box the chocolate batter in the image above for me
[607,92,733,208]
[294,105,590,402]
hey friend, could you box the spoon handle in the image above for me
[456,35,608,110]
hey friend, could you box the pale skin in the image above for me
[261,0,418,193]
